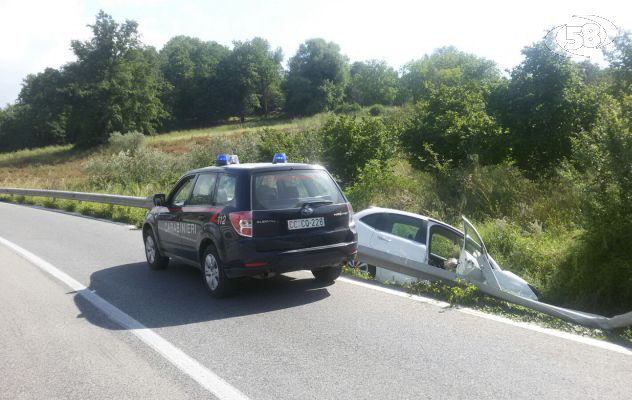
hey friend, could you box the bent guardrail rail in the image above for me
[357,244,632,330]
[0,187,153,208]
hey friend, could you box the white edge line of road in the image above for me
[338,277,632,356]
[0,236,251,400]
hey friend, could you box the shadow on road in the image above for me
[74,261,332,330]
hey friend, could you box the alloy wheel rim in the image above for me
[145,235,155,264]
[204,254,220,291]
[349,259,368,272]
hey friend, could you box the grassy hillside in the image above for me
[0,114,331,226]
[0,114,326,190]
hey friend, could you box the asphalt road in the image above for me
[1,201,631,399]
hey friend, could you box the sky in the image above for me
[0,0,630,106]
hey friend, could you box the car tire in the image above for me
[312,266,342,282]
[201,245,232,298]
[144,229,169,270]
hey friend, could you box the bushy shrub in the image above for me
[547,98,632,314]
[401,85,507,170]
[107,131,145,155]
[183,132,262,170]
[345,160,443,218]
[321,115,399,186]
[256,128,323,163]
[476,219,575,292]
[368,104,384,116]
[84,147,183,189]
[333,102,362,114]
[550,222,632,314]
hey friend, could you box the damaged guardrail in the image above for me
[358,247,632,330]
[357,216,632,330]
[0,188,153,209]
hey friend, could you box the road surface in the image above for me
[0,201,631,399]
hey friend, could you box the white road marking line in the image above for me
[0,236,251,400]
[338,276,632,356]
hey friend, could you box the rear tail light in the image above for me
[347,202,355,227]
[229,211,253,237]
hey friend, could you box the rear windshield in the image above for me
[252,170,345,210]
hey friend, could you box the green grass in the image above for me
[0,144,75,168]
[0,194,147,227]
[147,114,329,144]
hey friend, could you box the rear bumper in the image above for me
[224,241,357,278]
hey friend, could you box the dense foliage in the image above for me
[283,38,349,115]
[347,60,399,106]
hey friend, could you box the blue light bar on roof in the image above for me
[272,153,288,164]
[216,153,230,166]
[216,154,240,166]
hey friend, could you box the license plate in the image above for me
[287,217,325,230]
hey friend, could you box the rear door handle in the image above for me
[377,235,392,242]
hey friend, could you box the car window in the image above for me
[253,170,345,210]
[171,176,195,207]
[429,225,463,263]
[380,213,427,243]
[360,213,382,229]
[215,174,237,207]
[189,173,217,206]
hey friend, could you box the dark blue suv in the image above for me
[142,154,358,297]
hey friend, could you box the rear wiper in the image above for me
[302,200,333,207]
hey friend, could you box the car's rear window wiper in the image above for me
[302,200,334,207]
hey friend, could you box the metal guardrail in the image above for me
[0,188,153,208]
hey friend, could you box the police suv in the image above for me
[142,153,358,297]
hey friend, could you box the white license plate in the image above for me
[287,217,325,230]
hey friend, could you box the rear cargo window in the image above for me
[253,170,345,210]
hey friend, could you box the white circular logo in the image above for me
[545,15,619,59]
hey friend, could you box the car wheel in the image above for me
[347,259,376,278]
[312,266,342,282]
[144,229,169,270]
[202,245,232,298]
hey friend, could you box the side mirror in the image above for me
[153,193,166,207]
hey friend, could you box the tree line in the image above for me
[0,10,631,163]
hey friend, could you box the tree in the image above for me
[321,115,399,186]
[494,41,601,174]
[218,37,284,122]
[16,68,70,147]
[401,83,506,170]
[159,36,229,128]
[284,39,349,115]
[604,31,632,98]
[66,11,168,147]
[0,105,25,151]
[399,47,505,169]
[255,42,284,118]
[347,60,399,106]
[399,47,499,104]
